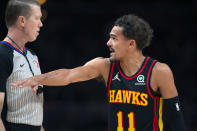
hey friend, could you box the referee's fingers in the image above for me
[11,80,25,87]
[32,86,38,93]
[20,79,30,88]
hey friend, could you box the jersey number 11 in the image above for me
[117,111,136,131]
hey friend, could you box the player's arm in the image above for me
[152,62,185,131]
[153,63,178,99]
[11,57,110,90]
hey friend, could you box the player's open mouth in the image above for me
[109,47,115,53]
[109,47,115,56]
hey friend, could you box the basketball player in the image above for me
[12,14,185,131]
[0,0,44,130]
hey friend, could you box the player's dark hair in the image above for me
[114,14,153,50]
[5,0,40,28]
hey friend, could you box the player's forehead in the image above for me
[110,26,124,37]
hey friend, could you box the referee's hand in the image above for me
[11,77,39,93]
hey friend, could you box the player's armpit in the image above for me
[152,62,178,99]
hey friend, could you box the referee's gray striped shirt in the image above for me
[0,42,43,126]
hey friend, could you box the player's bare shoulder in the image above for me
[151,62,175,93]
[85,57,110,82]
[85,57,110,68]
[153,62,173,78]
[98,57,111,82]
[95,57,110,69]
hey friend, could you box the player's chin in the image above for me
[109,55,118,62]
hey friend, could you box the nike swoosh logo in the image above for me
[20,64,25,67]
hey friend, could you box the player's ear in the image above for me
[129,40,136,48]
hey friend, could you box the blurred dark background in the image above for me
[0,0,196,131]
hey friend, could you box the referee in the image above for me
[0,0,44,131]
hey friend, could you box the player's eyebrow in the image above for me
[110,34,117,37]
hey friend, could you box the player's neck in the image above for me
[120,51,145,76]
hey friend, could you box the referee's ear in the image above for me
[17,16,26,30]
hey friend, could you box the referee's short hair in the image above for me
[5,0,40,28]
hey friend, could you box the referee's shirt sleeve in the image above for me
[0,46,13,92]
